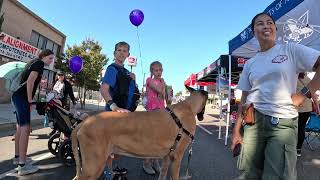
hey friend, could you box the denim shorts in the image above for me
[11,94,30,126]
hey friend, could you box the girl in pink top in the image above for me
[146,61,166,111]
[142,61,165,174]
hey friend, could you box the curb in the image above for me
[0,108,101,133]
[0,118,43,132]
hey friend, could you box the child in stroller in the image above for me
[36,92,88,166]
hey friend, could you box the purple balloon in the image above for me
[129,9,144,27]
[69,56,83,74]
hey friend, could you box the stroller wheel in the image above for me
[113,176,128,180]
[48,132,61,156]
[59,139,75,167]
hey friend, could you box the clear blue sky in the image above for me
[20,0,274,93]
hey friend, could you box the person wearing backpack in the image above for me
[11,49,54,176]
[100,41,138,179]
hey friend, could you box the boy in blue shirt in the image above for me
[101,41,136,112]
[100,41,136,179]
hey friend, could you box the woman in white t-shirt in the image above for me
[231,12,320,179]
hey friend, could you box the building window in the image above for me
[52,43,60,56]
[29,31,39,47]
[46,40,53,51]
[29,30,61,55]
[37,35,45,49]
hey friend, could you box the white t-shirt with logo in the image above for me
[237,43,320,118]
[53,80,65,99]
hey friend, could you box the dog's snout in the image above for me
[197,113,204,121]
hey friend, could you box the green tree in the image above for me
[175,91,182,96]
[55,39,108,108]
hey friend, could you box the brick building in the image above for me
[0,0,66,103]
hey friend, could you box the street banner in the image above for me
[0,32,40,62]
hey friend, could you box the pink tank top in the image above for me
[146,77,165,111]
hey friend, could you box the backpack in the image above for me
[5,60,37,94]
[109,64,141,112]
[5,70,26,93]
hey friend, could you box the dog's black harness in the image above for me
[165,107,194,152]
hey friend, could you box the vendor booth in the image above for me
[197,55,247,85]
[184,73,215,87]
[196,55,248,145]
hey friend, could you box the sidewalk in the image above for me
[0,100,106,132]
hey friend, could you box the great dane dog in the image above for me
[72,86,208,180]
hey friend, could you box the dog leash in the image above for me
[165,107,194,141]
[165,107,194,157]
[165,107,194,179]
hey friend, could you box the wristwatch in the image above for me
[300,86,312,99]
[107,100,116,110]
[107,100,114,107]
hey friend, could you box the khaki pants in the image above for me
[237,110,298,180]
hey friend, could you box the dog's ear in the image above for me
[185,85,195,93]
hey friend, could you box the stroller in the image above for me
[36,92,87,166]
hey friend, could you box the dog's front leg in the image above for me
[170,153,184,180]
[158,155,171,180]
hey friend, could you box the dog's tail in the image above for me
[71,122,83,179]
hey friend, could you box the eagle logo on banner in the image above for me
[282,11,314,44]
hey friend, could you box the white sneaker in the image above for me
[152,160,161,173]
[13,157,33,165]
[143,163,156,175]
[17,164,39,176]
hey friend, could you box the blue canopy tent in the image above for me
[229,0,320,57]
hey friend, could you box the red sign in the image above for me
[127,56,137,66]
[0,32,40,62]
[237,57,246,65]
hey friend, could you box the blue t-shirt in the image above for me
[102,63,135,111]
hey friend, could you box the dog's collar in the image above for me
[165,107,194,140]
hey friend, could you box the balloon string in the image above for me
[136,26,144,77]
[136,26,142,58]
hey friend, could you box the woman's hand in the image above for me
[231,129,243,152]
[291,93,306,108]
[28,100,33,112]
